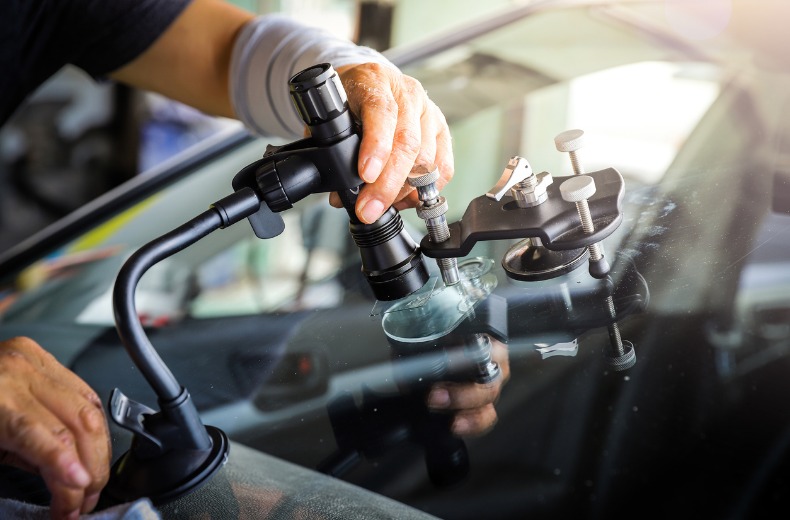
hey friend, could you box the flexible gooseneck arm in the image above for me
[104,188,260,504]
[113,188,261,402]
[113,210,222,400]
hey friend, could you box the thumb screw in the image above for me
[554,129,585,175]
[559,175,610,278]
[408,165,460,286]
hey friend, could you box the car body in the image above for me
[2,0,790,518]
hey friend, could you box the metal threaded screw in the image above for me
[554,129,585,175]
[560,176,633,369]
[426,219,451,243]
[603,294,635,371]
[408,165,460,286]
[559,175,606,262]
[574,197,605,262]
[605,295,624,356]
[556,130,607,265]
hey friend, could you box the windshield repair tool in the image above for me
[105,63,430,506]
[401,132,636,372]
[416,131,624,282]
[232,63,428,301]
[495,156,590,281]
[408,164,460,286]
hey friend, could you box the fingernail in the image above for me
[361,157,383,183]
[66,461,91,487]
[359,198,385,224]
[66,509,80,520]
[427,388,450,409]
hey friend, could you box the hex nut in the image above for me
[416,197,449,220]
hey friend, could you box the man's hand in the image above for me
[0,337,110,520]
[332,63,455,224]
[426,338,510,437]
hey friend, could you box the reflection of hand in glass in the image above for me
[425,338,510,436]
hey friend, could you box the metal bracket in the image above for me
[420,168,625,259]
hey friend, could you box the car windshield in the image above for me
[2,2,790,518]
[0,3,726,327]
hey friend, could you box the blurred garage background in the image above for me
[0,0,525,252]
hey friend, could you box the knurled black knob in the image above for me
[289,63,348,127]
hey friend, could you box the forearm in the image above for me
[108,0,453,224]
[229,14,395,138]
[109,0,253,119]
[109,0,394,135]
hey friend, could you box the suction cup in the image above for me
[104,426,229,506]
[502,238,588,281]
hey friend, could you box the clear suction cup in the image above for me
[380,258,497,344]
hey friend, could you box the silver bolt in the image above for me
[603,295,635,371]
[554,129,585,175]
[556,131,630,367]
[606,296,624,355]
[408,165,459,286]
[559,175,605,262]
[561,176,633,370]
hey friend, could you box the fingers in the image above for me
[426,338,510,437]
[0,337,110,518]
[393,100,455,211]
[452,404,498,437]
[338,63,453,223]
[36,378,110,512]
[339,63,398,190]
[357,74,423,223]
[0,390,91,519]
[427,382,501,437]
[427,377,502,410]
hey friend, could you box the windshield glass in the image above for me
[0,5,724,328]
[2,2,790,518]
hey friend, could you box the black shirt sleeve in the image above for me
[0,0,193,125]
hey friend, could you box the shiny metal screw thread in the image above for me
[428,215,459,282]
[426,218,451,242]
[575,199,604,261]
[423,210,459,285]
[605,295,624,357]
[414,187,459,286]
[569,150,584,175]
[516,175,537,191]
[437,258,458,279]
[513,175,539,208]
